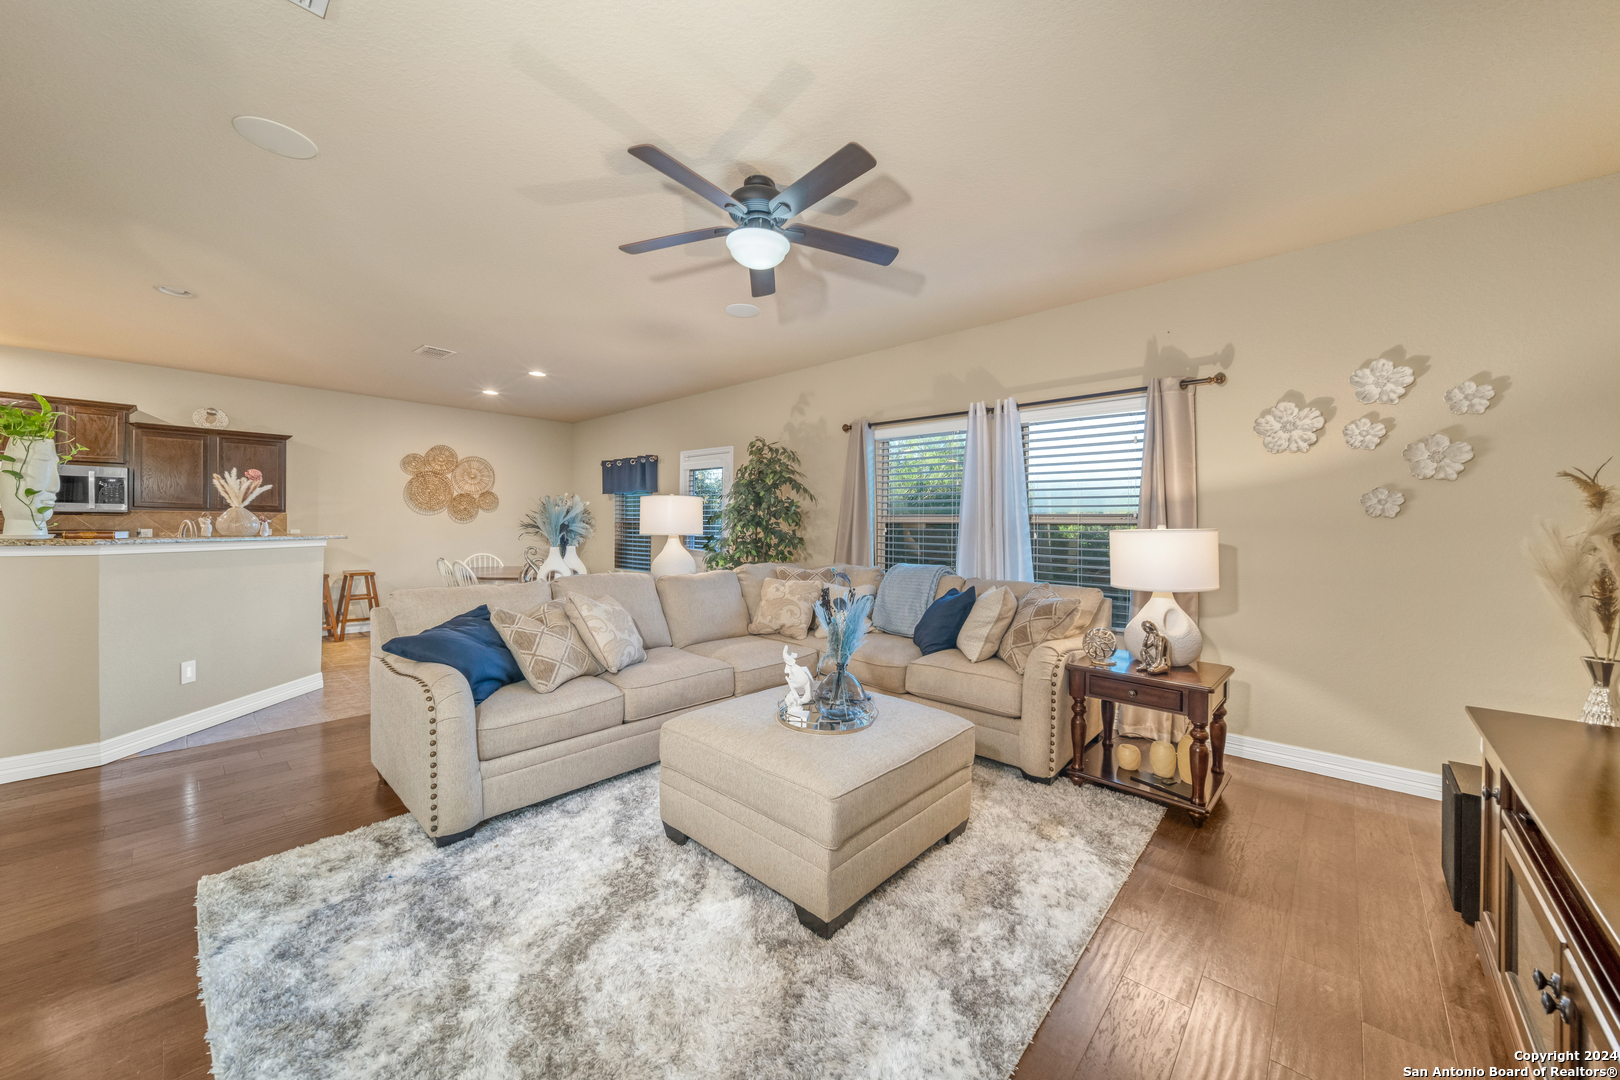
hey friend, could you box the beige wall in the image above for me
[0,347,576,597]
[573,172,1620,773]
[0,552,100,756]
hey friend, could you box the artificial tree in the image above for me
[704,437,815,569]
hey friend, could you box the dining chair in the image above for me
[437,557,458,587]
[451,560,479,587]
[464,553,503,576]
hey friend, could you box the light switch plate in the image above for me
[285,0,329,16]
[180,660,197,685]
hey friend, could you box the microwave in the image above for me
[56,464,128,513]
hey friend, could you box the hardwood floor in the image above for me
[1,650,1506,1078]
[1015,758,1511,1080]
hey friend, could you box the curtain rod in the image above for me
[840,373,1226,433]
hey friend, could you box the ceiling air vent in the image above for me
[413,345,456,359]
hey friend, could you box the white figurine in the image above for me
[782,646,814,722]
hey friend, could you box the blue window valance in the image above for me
[602,455,658,494]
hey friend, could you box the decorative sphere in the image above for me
[1116,743,1142,771]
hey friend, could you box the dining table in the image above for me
[473,566,528,583]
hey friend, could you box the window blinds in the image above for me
[873,429,967,570]
[613,494,651,571]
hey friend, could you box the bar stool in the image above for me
[333,570,379,642]
[322,573,337,639]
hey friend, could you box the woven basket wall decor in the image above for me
[401,445,499,523]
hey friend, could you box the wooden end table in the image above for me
[1065,652,1234,824]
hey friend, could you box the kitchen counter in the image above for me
[0,534,343,548]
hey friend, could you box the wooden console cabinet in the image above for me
[130,423,288,512]
[1469,707,1620,1059]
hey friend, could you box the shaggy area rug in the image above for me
[196,759,1162,1080]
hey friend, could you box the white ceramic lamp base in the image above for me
[1122,591,1203,668]
[650,535,697,579]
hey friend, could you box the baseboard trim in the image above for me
[1223,732,1441,800]
[0,673,325,786]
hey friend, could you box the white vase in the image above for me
[0,437,59,537]
[563,545,588,575]
[536,545,573,579]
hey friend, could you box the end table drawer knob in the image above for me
[1128,689,1138,697]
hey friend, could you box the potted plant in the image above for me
[0,394,81,538]
[1529,460,1620,725]
[704,437,815,569]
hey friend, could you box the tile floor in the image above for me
[139,634,373,755]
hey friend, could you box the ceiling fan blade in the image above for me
[785,224,898,266]
[750,267,776,297]
[770,142,876,219]
[619,227,732,254]
[627,145,740,213]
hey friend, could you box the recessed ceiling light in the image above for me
[231,116,318,159]
[482,389,499,396]
[725,303,761,318]
[528,370,547,377]
[154,286,196,298]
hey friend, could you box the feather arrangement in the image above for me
[815,587,875,671]
[518,494,595,550]
[1529,459,1620,661]
[210,468,271,509]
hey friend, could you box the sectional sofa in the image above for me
[370,564,1111,844]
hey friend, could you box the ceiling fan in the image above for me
[618,142,899,297]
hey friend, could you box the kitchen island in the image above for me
[0,535,344,782]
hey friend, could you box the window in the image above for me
[613,494,651,571]
[870,393,1147,631]
[874,420,968,571]
[680,446,733,552]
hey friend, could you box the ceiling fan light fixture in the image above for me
[725,226,790,270]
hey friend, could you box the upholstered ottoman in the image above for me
[658,688,975,938]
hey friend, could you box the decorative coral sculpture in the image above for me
[1403,434,1473,480]
[1253,401,1324,454]
[1350,358,1414,404]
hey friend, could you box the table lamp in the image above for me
[640,494,704,578]
[1109,526,1220,668]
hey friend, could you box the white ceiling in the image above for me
[0,0,1615,421]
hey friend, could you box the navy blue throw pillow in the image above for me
[912,587,978,656]
[381,604,524,705]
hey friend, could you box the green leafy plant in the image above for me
[704,437,815,569]
[0,394,82,530]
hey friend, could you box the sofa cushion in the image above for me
[960,578,1038,603]
[907,648,1024,719]
[733,563,799,623]
[997,584,1100,675]
[388,581,554,637]
[656,570,751,648]
[774,565,836,583]
[683,635,819,696]
[381,605,524,705]
[553,572,673,648]
[475,676,625,759]
[490,600,602,694]
[600,646,734,721]
[564,593,647,674]
[748,578,821,639]
[912,588,977,655]
[957,585,1019,662]
[847,631,921,694]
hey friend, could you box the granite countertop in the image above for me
[0,534,346,547]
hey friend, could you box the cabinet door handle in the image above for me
[1532,970,1564,995]
[1483,787,1500,802]
[1557,995,1576,1026]
[1541,990,1559,1015]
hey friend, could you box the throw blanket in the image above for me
[872,563,948,637]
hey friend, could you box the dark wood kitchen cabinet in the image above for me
[0,392,135,464]
[130,423,289,512]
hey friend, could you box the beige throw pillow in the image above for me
[491,600,602,694]
[564,592,646,674]
[813,583,878,638]
[956,586,1018,662]
[748,578,822,639]
[773,566,836,583]
[997,584,1086,674]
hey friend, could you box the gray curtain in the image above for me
[957,398,1034,581]
[1119,376,1199,741]
[833,421,874,565]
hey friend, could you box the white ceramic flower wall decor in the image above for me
[1444,381,1495,414]
[1361,487,1404,518]
[1350,359,1415,404]
[1403,433,1474,480]
[1343,417,1386,450]
[1253,401,1325,454]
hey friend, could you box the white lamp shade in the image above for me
[1109,527,1220,592]
[639,494,704,536]
[725,226,791,270]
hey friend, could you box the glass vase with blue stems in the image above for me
[813,574,877,729]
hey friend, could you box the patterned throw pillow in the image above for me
[956,586,1019,663]
[490,601,603,694]
[997,584,1088,675]
[773,566,837,583]
[749,578,822,639]
[564,592,647,674]
[813,583,878,638]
